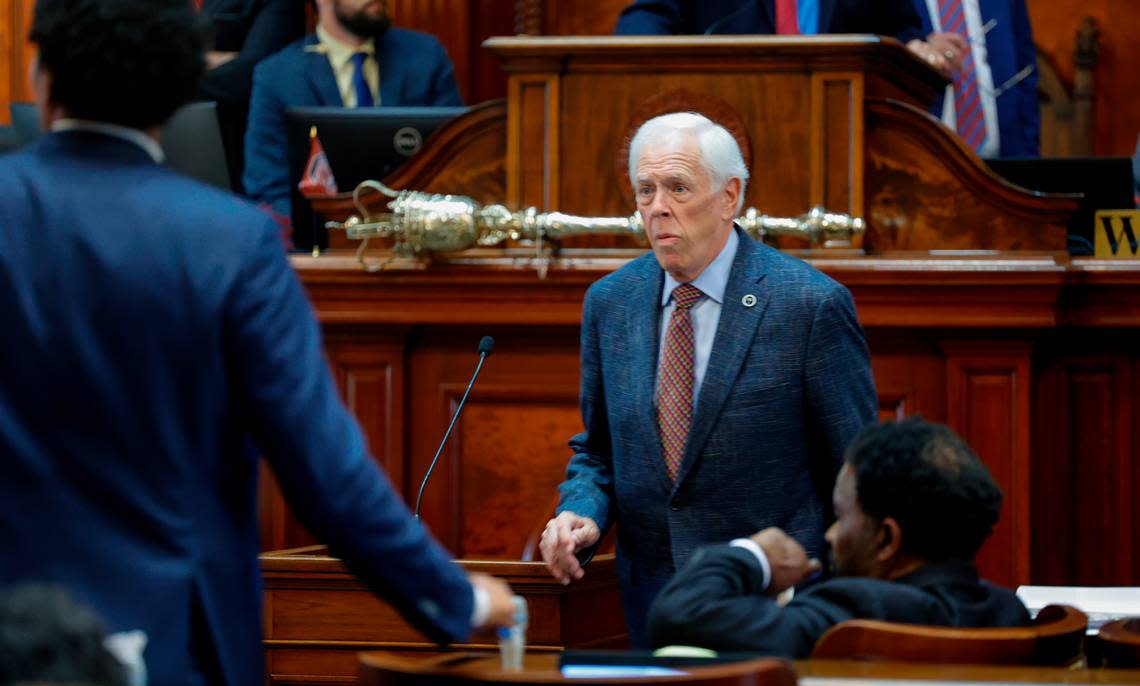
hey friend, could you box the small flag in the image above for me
[297,126,338,196]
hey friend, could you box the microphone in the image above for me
[414,336,494,520]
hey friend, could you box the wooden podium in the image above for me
[262,547,625,685]
[263,36,1140,686]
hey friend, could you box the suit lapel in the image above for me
[819,0,838,32]
[376,31,402,105]
[673,231,771,489]
[303,35,344,106]
[758,0,776,32]
[626,257,666,470]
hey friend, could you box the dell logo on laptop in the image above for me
[393,127,424,156]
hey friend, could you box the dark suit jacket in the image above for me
[615,0,923,43]
[243,28,463,216]
[0,131,474,686]
[913,0,1039,157]
[648,545,1031,655]
[199,0,305,105]
[557,229,877,643]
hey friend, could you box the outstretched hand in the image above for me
[538,511,600,585]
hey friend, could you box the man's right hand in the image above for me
[469,572,517,628]
[538,511,600,585]
[750,527,821,595]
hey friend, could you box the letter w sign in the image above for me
[1095,210,1140,258]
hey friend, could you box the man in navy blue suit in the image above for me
[648,419,1029,654]
[539,112,877,647]
[243,0,462,219]
[0,2,513,685]
[912,0,1039,157]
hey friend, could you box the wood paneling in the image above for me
[814,74,862,218]
[1032,342,1139,586]
[456,398,580,558]
[404,326,581,558]
[0,0,34,125]
[1028,0,1140,156]
[944,342,1033,588]
[388,0,513,105]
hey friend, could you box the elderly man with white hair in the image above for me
[539,112,878,646]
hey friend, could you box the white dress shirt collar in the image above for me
[661,227,739,306]
[51,118,164,163]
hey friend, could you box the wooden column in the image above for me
[943,340,1034,588]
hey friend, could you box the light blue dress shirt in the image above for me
[657,229,740,408]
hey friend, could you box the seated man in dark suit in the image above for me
[198,0,306,191]
[243,0,462,218]
[648,418,1029,656]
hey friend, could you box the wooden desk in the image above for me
[356,654,1140,685]
[797,660,1140,684]
[262,547,626,685]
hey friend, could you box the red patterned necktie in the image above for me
[937,0,988,153]
[776,0,800,35]
[657,283,704,481]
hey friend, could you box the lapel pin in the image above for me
[741,294,757,308]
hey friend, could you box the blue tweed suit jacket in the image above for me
[0,131,473,686]
[557,229,877,636]
[243,28,462,216]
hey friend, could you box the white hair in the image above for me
[628,112,750,213]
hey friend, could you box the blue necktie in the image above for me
[350,52,374,107]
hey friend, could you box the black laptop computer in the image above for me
[986,157,1135,255]
[285,106,467,250]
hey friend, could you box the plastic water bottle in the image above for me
[498,595,528,670]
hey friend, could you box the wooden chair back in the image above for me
[811,604,1087,666]
[1097,618,1140,668]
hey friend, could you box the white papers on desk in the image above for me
[1016,585,1140,631]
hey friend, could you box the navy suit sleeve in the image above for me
[201,0,305,104]
[426,41,464,106]
[882,0,924,43]
[225,221,474,644]
[242,59,291,217]
[804,285,877,517]
[910,0,934,35]
[557,287,615,534]
[614,0,687,34]
[1008,0,1039,156]
[648,545,845,656]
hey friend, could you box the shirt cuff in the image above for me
[470,584,490,628]
[730,538,771,591]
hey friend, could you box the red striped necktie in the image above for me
[938,0,988,153]
[776,0,800,34]
[657,283,704,481]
